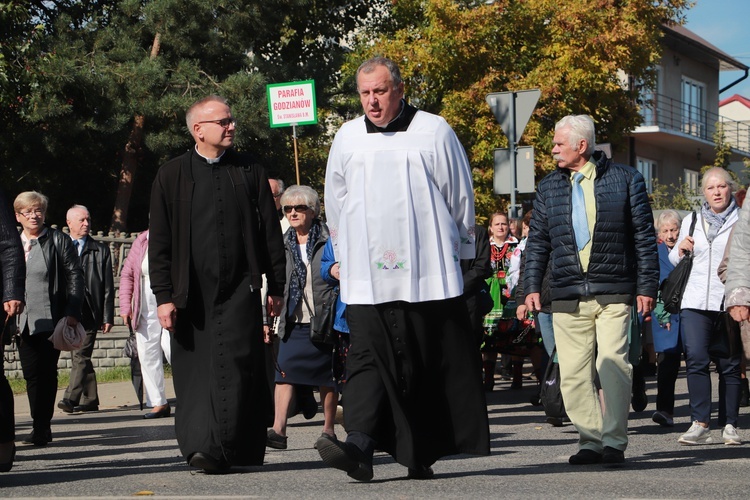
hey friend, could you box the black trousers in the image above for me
[0,352,13,443]
[63,329,98,405]
[656,351,682,415]
[19,330,60,432]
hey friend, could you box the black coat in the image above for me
[37,228,85,323]
[0,187,24,337]
[524,151,659,302]
[78,236,115,331]
[149,149,286,308]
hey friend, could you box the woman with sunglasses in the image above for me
[266,185,338,450]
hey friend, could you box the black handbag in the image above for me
[660,212,697,314]
[123,324,138,359]
[307,289,337,346]
[476,281,495,317]
[708,304,741,359]
[540,347,566,419]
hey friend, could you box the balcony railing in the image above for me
[639,93,750,155]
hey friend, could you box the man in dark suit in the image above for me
[58,205,114,413]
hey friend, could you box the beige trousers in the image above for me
[553,298,632,452]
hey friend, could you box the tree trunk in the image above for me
[109,33,161,234]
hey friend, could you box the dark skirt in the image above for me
[276,324,335,388]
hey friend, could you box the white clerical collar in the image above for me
[194,145,226,164]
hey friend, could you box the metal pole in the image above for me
[509,93,518,219]
[292,124,300,185]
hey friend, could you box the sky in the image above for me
[683,0,750,99]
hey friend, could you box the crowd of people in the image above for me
[2,56,750,478]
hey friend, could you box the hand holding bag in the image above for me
[660,212,697,314]
[708,301,741,359]
[123,324,138,359]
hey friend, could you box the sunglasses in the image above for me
[283,205,310,214]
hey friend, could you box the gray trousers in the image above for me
[63,329,98,405]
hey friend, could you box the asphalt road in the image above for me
[2,366,750,499]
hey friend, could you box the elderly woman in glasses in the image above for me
[266,185,338,450]
[13,191,83,446]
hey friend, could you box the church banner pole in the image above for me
[292,124,300,185]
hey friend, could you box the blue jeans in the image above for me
[680,309,741,426]
[537,312,555,358]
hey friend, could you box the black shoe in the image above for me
[57,398,75,413]
[546,416,564,427]
[568,449,602,465]
[22,429,52,446]
[407,465,434,480]
[188,452,229,473]
[143,405,171,419]
[602,446,625,464]
[316,434,373,482]
[266,429,288,450]
[0,444,15,473]
[73,403,99,412]
[631,388,648,412]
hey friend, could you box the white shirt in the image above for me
[324,110,476,305]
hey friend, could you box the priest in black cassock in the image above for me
[149,95,286,473]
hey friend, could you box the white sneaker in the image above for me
[678,421,713,445]
[722,424,742,445]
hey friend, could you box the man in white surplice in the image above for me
[315,56,489,482]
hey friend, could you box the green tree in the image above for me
[0,0,374,231]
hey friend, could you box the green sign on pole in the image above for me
[266,80,318,128]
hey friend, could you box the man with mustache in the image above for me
[524,114,659,465]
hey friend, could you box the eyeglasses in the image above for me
[197,118,236,129]
[18,209,44,218]
[283,205,310,214]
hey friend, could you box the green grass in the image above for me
[7,364,171,396]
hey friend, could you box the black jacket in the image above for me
[149,149,286,308]
[523,151,659,303]
[78,236,115,331]
[277,222,335,340]
[37,228,85,323]
[0,187,24,335]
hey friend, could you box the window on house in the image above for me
[681,77,707,139]
[639,67,661,127]
[636,158,656,193]
[684,169,699,191]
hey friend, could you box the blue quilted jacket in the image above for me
[523,151,659,302]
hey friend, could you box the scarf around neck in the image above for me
[701,196,737,243]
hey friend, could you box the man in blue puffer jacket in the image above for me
[523,114,659,465]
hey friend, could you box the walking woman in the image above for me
[669,168,742,445]
[120,230,172,418]
[266,185,338,449]
[14,191,83,446]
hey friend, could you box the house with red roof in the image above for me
[611,22,750,195]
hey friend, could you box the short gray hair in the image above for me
[356,57,403,91]
[280,185,320,217]
[656,210,682,231]
[555,115,596,156]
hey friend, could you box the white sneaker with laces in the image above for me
[678,421,713,445]
[722,424,742,445]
